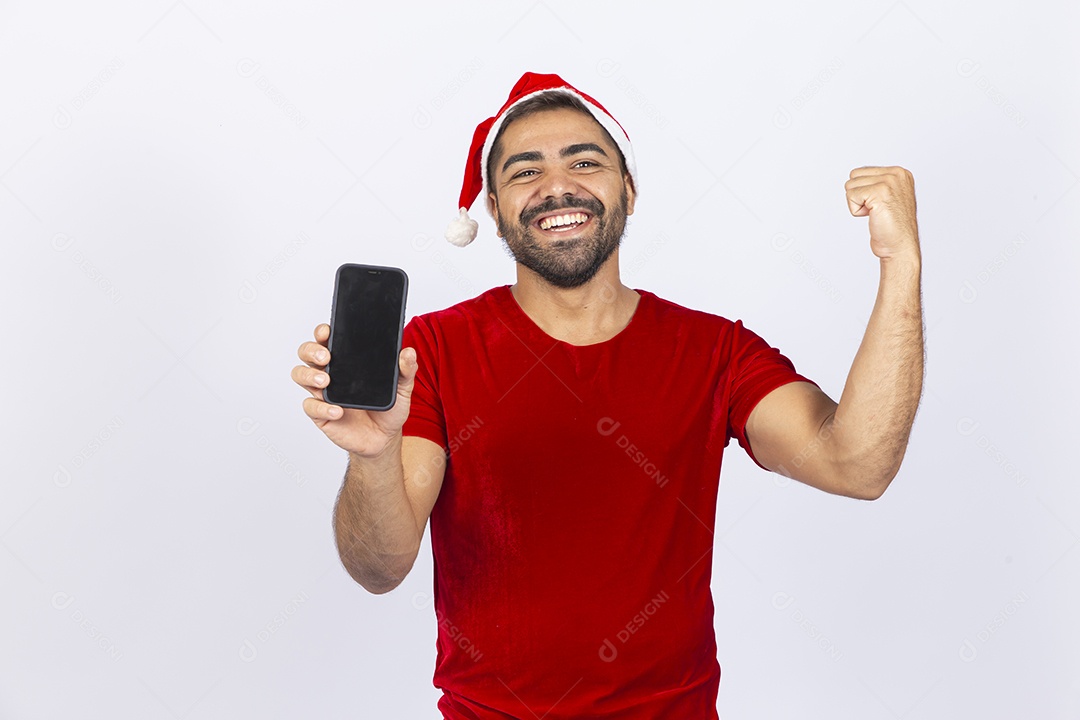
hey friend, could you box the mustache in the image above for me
[520,196,605,226]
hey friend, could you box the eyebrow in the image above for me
[501,143,609,173]
[561,143,608,159]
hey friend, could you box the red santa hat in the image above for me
[445,71,638,247]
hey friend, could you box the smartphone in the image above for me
[323,263,409,411]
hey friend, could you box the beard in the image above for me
[496,190,629,289]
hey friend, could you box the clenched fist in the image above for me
[845,166,920,262]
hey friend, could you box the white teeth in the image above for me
[539,212,588,230]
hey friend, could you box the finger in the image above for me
[397,347,417,390]
[291,364,331,398]
[393,347,418,403]
[849,165,901,179]
[298,340,330,367]
[845,179,907,211]
[314,323,330,342]
[303,396,344,422]
[847,198,869,217]
[398,347,418,381]
[845,182,886,214]
[846,188,872,217]
[844,176,888,191]
[845,178,896,214]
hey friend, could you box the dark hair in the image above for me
[485,91,629,197]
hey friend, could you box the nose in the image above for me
[536,164,580,201]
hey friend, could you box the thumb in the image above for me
[397,347,418,397]
[847,195,869,217]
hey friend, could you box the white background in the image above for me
[2,1,1077,717]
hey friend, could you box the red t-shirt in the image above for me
[401,286,817,719]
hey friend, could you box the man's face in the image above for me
[487,107,636,289]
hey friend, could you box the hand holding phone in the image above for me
[294,322,418,459]
[293,263,414,457]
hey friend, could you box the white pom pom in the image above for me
[445,207,479,247]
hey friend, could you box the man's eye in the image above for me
[513,169,537,178]
[574,160,598,168]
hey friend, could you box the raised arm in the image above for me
[745,166,924,500]
[293,324,447,592]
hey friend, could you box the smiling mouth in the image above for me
[535,211,592,233]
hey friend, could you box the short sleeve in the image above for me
[726,320,819,471]
[401,315,448,451]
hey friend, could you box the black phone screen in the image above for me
[324,264,408,411]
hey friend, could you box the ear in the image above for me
[624,173,637,216]
[487,191,502,237]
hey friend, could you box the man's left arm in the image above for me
[746,166,924,500]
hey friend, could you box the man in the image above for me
[292,72,923,719]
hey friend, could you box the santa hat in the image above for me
[445,71,638,247]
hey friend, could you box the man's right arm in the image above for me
[293,322,447,595]
[333,435,446,594]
